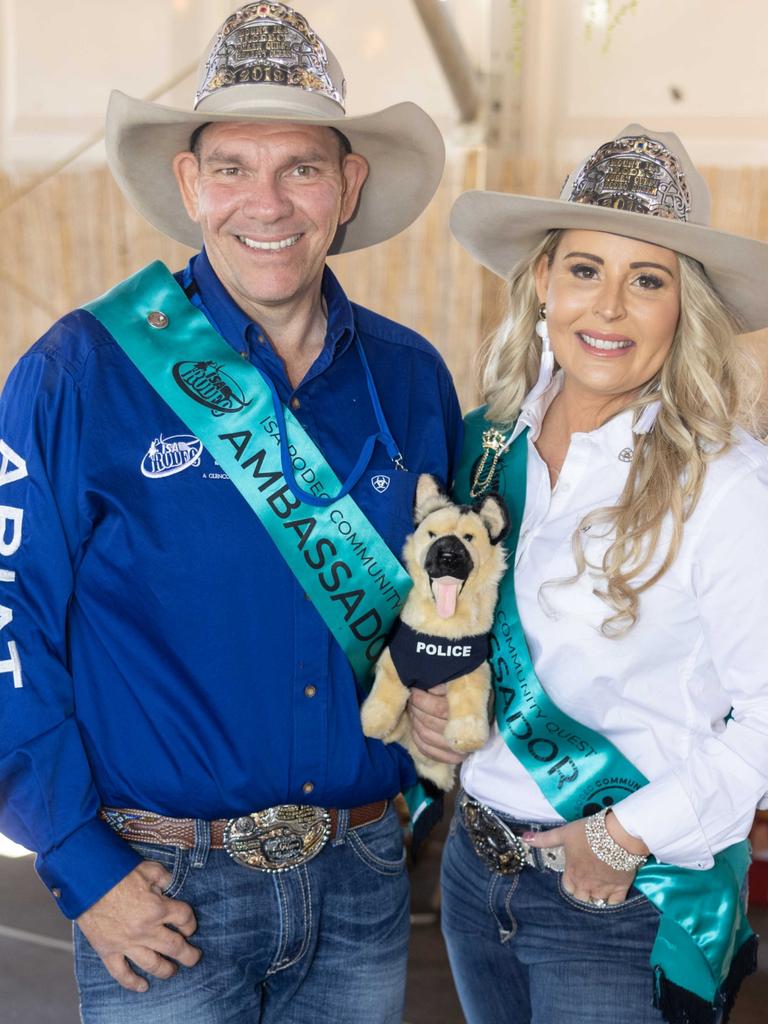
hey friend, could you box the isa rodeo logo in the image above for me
[173,360,251,416]
[141,435,204,479]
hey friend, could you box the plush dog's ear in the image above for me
[413,474,451,524]
[477,492,509,545]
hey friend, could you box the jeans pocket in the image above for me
[556,874,652,914]
[129,840,190,899]
[347,808,407,876]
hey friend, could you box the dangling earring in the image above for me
[535,303,550,347]
[528,302,555,402]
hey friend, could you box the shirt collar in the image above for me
[190,248,251,349]
[512,371,662,449]
[189,249,356,362]
[512,372,563,443]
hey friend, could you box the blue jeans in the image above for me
[74,806,409,1023]
[441,806,665,1024]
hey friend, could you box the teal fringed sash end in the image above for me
[653,933,758,1024]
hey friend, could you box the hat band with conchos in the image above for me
[195,2,345,111]
[567,134,691,222]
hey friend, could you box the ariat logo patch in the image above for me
[141,434,203,479]
[371,474,390,493]
[173,360,251,416]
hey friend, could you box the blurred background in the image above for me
[1,1,767,1021]
[0,0,767,404]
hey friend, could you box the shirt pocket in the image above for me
[352,464,418,561]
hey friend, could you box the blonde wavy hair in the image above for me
[481,229,764,635]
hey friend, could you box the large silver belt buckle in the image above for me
[460,795,528,875]
[223,805,331,872]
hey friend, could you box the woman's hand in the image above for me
[523,814,640,905]
[408,685,467,766]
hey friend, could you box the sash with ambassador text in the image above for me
[84,262,413,688]
[454,406,757,1024]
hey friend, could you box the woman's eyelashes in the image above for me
[566,263,666,291]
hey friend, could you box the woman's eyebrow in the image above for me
[563,251,603,262]
[628,261,674,277]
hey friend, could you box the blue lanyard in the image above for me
[183,270,404,509]
[264,334,404,508]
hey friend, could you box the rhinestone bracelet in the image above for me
[584,808,648,872]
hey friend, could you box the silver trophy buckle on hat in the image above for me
[196,2,345,110]
[568,133,691,222]
[223,804,332,871]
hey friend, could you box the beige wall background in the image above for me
[1,0,767,408]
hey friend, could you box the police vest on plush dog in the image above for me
[361,474,508,790]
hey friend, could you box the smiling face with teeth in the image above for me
[535,229,681,413]
[173,121,368,321]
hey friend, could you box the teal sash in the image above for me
[455,407,757,1023]
[84,262,413,685]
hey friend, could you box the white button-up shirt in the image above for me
[462,376,768,869]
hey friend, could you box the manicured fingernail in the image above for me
[522,831,535,841]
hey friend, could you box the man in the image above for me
[0,4,461,1022]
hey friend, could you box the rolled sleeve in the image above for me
[612,770,713,869]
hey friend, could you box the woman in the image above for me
[410,125,768,1024]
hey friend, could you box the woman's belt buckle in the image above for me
[223,805,332,872]
[460,794,529,875]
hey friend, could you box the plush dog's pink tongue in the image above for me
[432,576,462,619]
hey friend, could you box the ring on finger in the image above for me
[588,896,608,907]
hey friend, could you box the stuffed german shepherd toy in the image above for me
[361,474,508,790]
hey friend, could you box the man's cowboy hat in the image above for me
[451,124,768,331]
[106,2,445,254]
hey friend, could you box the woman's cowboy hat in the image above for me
[451,124,768,331]
[106,2,445,255]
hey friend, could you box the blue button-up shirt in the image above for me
[0,252,462,918]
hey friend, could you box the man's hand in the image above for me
[524,817,638,905]
[76,860,201,992]
[408,685,467,766]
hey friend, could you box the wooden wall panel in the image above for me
[1,155,767,426]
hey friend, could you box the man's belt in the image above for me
[101,801,388,873]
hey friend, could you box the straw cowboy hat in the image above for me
[106,1,445,255]
[451,124,768,331]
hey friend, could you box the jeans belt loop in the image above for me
[331,808,350,847]
[191,817,210,868]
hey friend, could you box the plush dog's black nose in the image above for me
[425,536,474,581]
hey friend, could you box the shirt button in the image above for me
[302,781,315,795]
[304,685,317,698]
[240,350,249,360]
[290,397,301,411]
[51,887,62,899]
